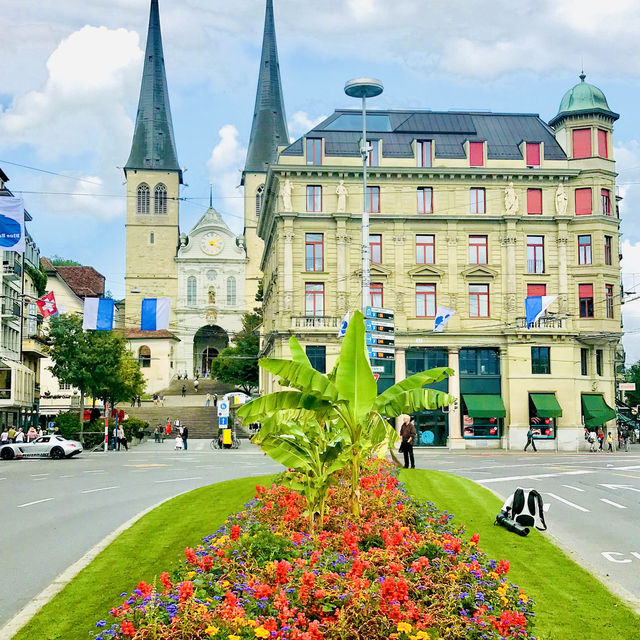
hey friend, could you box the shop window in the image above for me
[305,345,326,373]
[528,394,557,439]
[459,348,500,375]
[531,346,550,374]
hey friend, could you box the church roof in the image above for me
[125,0,182,181]
[189,204,232,235]
[243,0,289,175]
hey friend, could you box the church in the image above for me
[123,0,287,391]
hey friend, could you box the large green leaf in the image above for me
[373,367,454,412]
[289,336,313,367]
[236,391,330,423]
[334,310,377,423]
[259,436,312,472]
[259,358,338,401]
[375,388,456,418]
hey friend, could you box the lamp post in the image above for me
[344,78,383,314]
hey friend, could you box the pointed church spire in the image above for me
[125,0,181,181]
[244,0,289,174]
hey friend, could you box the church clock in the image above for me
[201,232,224,255]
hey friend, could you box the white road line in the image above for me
[81,486,119,494]
[154,477,202,483]
[0,478,6,481]
[83,470,105,473]
[545,493,590,512]
[561,485,585,492]
[31,473,49,477]
[600,498,627,509]
[17,498,54,508]
[479,470,593,484]
[59,475,73,478]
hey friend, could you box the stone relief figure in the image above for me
[281,179,293,212]
[336,180,348,213]
[555,183,568,215]
[504,182,519,215]
[208,286,216,304]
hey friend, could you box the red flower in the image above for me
[230,524,241,540]
[136,580,153,598]
[120,620,136,636]
[160,571,172,592]
[274,559,292,584]
[178,580,194,603]
[200,555,214,571]
[470,533,480,545]
[184,547,197,564]
[497,558,510,575]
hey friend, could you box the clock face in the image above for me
[201,232,223,256]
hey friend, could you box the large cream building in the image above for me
[256,75,623,451]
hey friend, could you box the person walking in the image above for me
[181,384,186,398]
[399,415,416,469]
[181,425,189,451]
[193,378,199,393]
[7,426,16,443]
[606,431,614,453]
[15,428,24,443]
[205,393,211,407]
[1,427,8,444]
[118,426,128,451]
[165,419,172,438]
[597,427,604,451]
[160,394,165,407]
[27,426,37,442]
[524,427,537,452]
[154,426,160,443]
[587,431,598,452]
[137,395,141,407]
[213,393,218,409]
[112,424,119,450]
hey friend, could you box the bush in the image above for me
[90,461,535,640]
[54,411,82,439]
[121,417,148,442]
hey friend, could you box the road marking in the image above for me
[31,473,49,477]
[602,552,632,563]
[83,470,105,473]
[544,493,590,512]
[81,486,119,494]
[124,464,167,468]
[59,475,73,478]
[600,498,627,509]
[479,470,593,484]
[614,473,640,480]
[561,485,584,492]
[17,497,54,508]
[599,483,640,493]
[154,477,202,483]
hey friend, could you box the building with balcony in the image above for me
[254,74,623,451]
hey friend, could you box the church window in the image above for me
[256,185,264,218]
[138,345,151,368]
[137,184,150,214]
[207,269,217,281]
[149,232,154,245]
[154,183,168,215]
[187,276,197,306]
[227,277,237,306]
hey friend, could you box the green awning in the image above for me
[463,394,506,418]
[582,394,616,428]
[530,393,563,418]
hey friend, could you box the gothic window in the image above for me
[138,345,151,368]
[137,183,150,214]
[256,185,264,218]
[187,276,197,306]
[227,276,237,306]
[154,183,168,215]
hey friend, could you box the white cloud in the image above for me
[621,239,640,364]
[288,111,328,140]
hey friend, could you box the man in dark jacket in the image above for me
[400,415,416,469]
[181,425,189,451]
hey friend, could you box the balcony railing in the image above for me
[2,302,20,318]
[3,262,22,278]
[516,316,564,329]
[291,316,340,329]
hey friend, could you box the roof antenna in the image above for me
[579,57,586,82]
[209,182,213,208]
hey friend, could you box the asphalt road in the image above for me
[415,447,640,605]
[0,439,282,628]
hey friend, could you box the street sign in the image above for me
[366,332,395,346]
[619,383,636,391]
[371,365,385,373]
[218,401,229,417]
[218,416,228,426]
[373,374,380,382]
[365,319,394,334]
[367,346,395,360]
[365,306,394,320]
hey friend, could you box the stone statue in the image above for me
[504,182,519,215]
[281,179,293,212]
[208,286,216,304]
[555,183,568,216]
[336,180,348,213]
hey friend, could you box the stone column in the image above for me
[335,216,349,313]
[448,348,465,449]
[395,347,406,383]
[504,222,517,323]
[282,225,295,314]
[556,222,569,315]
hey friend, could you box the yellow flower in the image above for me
[415,632,430,640]
[205,626,219,636]
[187,571,196,579]
[397,622,413,633]
[229,635,241,640]
[255,627,270,638]
[520,591,529,603]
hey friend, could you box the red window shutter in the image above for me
[527,189,542,214]
[527,284,546,297]
[579,284,593,298]
[575,188,592,215]
[598,129,608,158]
[469,142,484,167]
[572,128,592,159]
[526,143,540,166]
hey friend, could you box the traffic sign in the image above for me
[367,346,395,360]
[371,365,385,373]
[373,374,380,382]
[365,306,394,320]
[365,319,394,334]
[218,401,229,417]
[218,416,228,426]
[366,331,395,346]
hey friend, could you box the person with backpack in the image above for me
[587,430,598,452]
[524,427,537,452]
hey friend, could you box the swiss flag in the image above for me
[36,291,58,318]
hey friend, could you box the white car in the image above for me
[0,435,83,460]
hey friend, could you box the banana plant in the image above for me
[237,310,456,517]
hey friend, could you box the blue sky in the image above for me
[2,0,640,360]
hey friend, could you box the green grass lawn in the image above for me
[13,475,274,640]
[401,469,640,640]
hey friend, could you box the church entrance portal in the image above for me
[193,325,228,376]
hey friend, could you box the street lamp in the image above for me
[344,78,384,314]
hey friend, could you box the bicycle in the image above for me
[210,431,240,450]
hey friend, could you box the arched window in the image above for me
[187,276,197,306]
[154,183,168,215]
[256,185,264,219]
[137,183,150,214]
[226,276,236,306]
[138,345,151,368]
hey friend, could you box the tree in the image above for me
[25,261,47,297]
[50,255,82,266]
[625,362,640,407]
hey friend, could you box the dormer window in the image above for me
[526,143,541,167]
[367,140,379,167]
[469,142,484,167]
[417,140,432,168]
[306,138,322,165]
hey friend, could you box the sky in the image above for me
[2,0,640,361]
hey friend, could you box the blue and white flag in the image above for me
[141,297,171,331]
[433,306,455,332]
[82,297,114,331]
[525,296,557,328]
[337,311,349,338]
[0,196,25,252]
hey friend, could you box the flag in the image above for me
[82,297,114,331]
[525,296,557,328]
[433,307,455,332]
[0,196,25,252]
[337,311,349,338]
[36,291,58,318]
[141,297,171,331]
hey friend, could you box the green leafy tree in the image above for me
[50,256,82,266]
[25,262,48,297]
[624,362,640,407]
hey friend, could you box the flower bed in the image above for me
[92,461,535,640]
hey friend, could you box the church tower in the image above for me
[242,0,289,308]
[124,0,181,328]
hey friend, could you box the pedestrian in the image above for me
[112,425,119,450]
[205,392,211,407]
[181,425,188,451]
[624,430,631,452]
[27,427,37,442]
[165,419,172,437]
[174,434,183,450]
[193,379,199,393]
[584,427,590,444]
[606,431,614,453]
[37,426,43,438]
[1,427,8,443]
[153,393,158,406]
[213,393,218,408]
[130,396,135,407]
[154,426,160,443]
[174,418,181,432]
[118,425,128,451]
[160,394,165,407]
[15,428,24,443]
[8,426,16,443]
[524,427,537,452]
[597,427,604,451]
[588,430,598,452]
[181,384,186,398]
[399,415,416,469]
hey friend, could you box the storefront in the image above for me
[529,393,562,439]
[461,394,505,438]
[581,394,616,430]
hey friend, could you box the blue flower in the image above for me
[96,620,106,628]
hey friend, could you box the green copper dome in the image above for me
[549,74,618,127]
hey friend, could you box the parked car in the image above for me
[0,435,83,460]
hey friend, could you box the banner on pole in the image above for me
[0,196,25,252]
